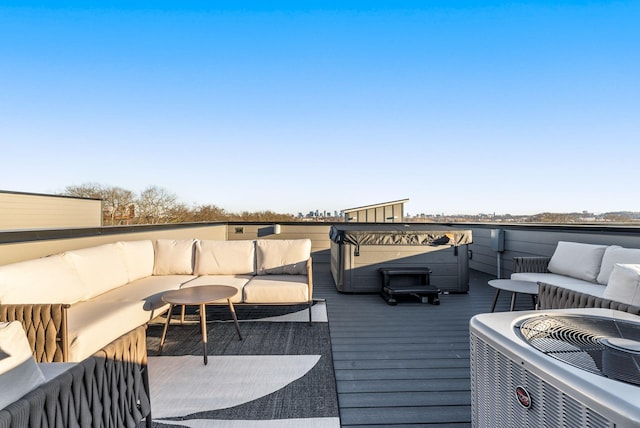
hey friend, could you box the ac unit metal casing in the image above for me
[470,308,640,428]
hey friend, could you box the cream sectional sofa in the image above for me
[511,241,640,315]
[0,238,313,363]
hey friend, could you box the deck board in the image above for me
[312,262,524,427]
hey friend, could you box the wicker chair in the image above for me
[0,325,152,428]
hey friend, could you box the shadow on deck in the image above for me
[312,262,531,427]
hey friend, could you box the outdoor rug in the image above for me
[141,302,340,428]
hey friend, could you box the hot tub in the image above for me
[329,224,473,293]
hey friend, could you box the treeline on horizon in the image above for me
[62,183,305,226]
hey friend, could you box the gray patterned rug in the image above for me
[142,303,340,427]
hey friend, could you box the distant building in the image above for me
[343,198,409,223]
[0,190,102,231]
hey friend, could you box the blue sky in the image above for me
[1,1,638,216]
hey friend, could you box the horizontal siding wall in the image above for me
[0,192,102,231]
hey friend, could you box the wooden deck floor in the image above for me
[312,262,534,427]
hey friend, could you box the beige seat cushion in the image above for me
[180,275,252,303]
[67,275,195,361]
[243,275,309,303]
[255,239,311,275]
[194,240,255,275]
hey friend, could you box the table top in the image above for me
[488,279,538,295]
[162,285,238,305]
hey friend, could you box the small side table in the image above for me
[488,279,538,312]
[158,285,242,365]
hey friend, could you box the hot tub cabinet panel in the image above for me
[330,225,472,293]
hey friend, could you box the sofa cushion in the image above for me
[0,254,87,304]
[64,243,130,299]
[255,239,311,275]
[511,272,599,289]
[118,240,155,281]
[596,246,640,285]
[547,241,607,282]
[153,239,195,275]
[180,275,252,303]
[0,321,46,410]
[66,274,194,361]
[195,240,255,275]
[603,264,640,306]
[243,275,310,303]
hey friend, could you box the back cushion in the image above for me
[547,241,607,283]
[153,239,195,275]
[255,239,311,275]
[596,246,640,285]
[0,321,46,409]
[64,243,130,299]
[603,264,640,306]
[118,240,155,281]
[195,240,255,275]
[0,254,87,304]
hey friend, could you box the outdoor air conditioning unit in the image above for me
[470,308,640,428]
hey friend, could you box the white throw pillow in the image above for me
[596,246,640,285]
[547,241,607,283]
[603,264,640,306]
[255,239,311,275]
[153,239,195,275]
[194,240,255,275]
[0,321,46,410]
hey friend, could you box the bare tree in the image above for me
[136,186,179,224]
[63,183,135,225]
[192,204,229,222]
[63,182,104,199]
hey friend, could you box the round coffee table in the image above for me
[488,279,538,312]
[158,285,242,365]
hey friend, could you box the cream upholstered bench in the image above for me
[512,241,640,315]
[0,238,313,363]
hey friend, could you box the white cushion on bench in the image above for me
[153,239,196,275]
[195,240,255,275]
[64,243,130,300]
[596,246,640,285]
[511,272,599,289]
[255,239,311,275]
[67,275,195,361]
[603,264,640,306]
[547,241,607,283]
[0,255,87,304]
[0,321,46,410]
[118,240,155,281]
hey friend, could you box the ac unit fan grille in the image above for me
[517,314,640,386]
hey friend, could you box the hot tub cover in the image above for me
[329,224,472,247]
